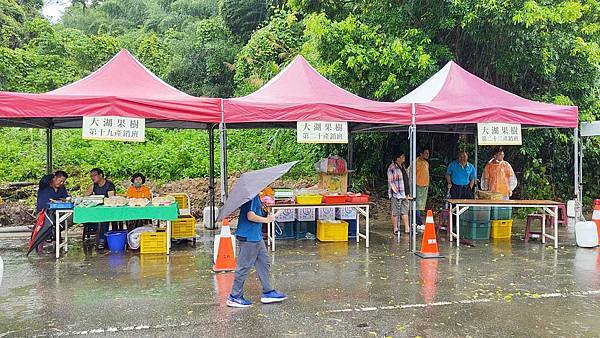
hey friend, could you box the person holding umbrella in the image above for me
[218,162,296,308]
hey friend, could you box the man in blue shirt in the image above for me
[36,171,69,214]
[446,151,476,199]
[227,194,287,308]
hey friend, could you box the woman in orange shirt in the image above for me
[127,173,151,199]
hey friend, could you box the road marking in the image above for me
[325,289,600,314]
[22,289,600,336]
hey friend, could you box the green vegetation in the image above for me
[0,0,599,207]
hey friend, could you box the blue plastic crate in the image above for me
[275,221,295,239]
[47,201,74,210]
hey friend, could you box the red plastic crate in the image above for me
[346,194,369,203]
[322,195,347,204]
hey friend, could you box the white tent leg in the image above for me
[410,103,417,253]
[574,127,581,220]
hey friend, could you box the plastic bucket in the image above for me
[106,231,128,252]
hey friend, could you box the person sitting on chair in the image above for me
[36,171,69,215]
[84,168,116,250]
[126,173,151,199]
[126,173,152,230]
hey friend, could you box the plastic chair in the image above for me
[436,209,451,240]
[82,223,97,241]
[525,214,545,242]
[554,204,567,226]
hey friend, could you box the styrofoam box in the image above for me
[318,207,336,221]
[275,208,296,222]
[296,207,316,221]
[336,206,357,220]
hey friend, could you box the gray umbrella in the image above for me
[217,161,298,221]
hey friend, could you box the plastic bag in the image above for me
[127,226,157,250]
[314,156,347,174]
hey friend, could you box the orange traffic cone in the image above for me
[213,218,237,272]
[415,210,444,259]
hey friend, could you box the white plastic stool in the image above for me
[575,221,599,248]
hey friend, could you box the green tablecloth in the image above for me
[73,203,178,223]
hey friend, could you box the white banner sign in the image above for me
[82,116,145,142]
[297,121,348,144]
[477,123,522,145]
[581,121,600,137]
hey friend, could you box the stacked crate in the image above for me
[490,207,513,239]
[459,206,491,240]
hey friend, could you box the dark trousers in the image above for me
[450,184,474,232]
[450,184,474,199]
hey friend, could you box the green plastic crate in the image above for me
[461,206,491,222]
[459,220,490,240]
[491,207,512,220]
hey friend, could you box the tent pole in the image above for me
[574,127,581,220]
[347,128,353,189]
[46,126,53,174]
[410,103,417,253]
[219,122,228,203]
[474,130,478,194]
[208,124,216,229]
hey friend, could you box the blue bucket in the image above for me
[105,231,128,253]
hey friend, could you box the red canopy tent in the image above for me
[0,50,223,226]
[396,61,581,242]
[224,55,411,127]
[0,49,222,129]
[397,61,578,128]
[219,55,412,201]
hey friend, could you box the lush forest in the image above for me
[0,0,599,206]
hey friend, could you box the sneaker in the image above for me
[261,290,287,304]
[226,295,252,308]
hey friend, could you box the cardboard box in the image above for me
[318,172,348,193]
[336,207,357,220]
[296,207,316,221]
[318,207,336,221]
[275,208,295,222]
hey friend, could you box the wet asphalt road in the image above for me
[0,220,599,337]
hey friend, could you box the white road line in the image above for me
[325,289,600,314]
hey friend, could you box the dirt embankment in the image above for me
[0,177,389,227]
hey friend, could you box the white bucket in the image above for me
[575,221,599,248]
[203,206,219,229]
